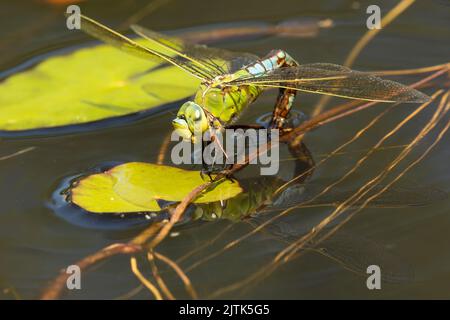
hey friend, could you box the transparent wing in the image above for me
[228,63,430,103]
[271,184,447,209]
[78,14,209,81]
[131,25,259,77]
[256,218,414,283]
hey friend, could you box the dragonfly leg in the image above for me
[200,135,231,179]
[200,166,214,182]
[200,140,217,181]
[270,88,297,129]
[262,50,299,129]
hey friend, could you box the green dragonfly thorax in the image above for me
[194,83,261,123]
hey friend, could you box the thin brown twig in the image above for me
[344,0,417,68]
[154,252,198,299]
[147,184,212,249]
[147,252,175,300]
[313,0,417,116]
[0,147,36,161]
[119,0,172,30]
[130,257,163,300]
[156,133,172,164]
[372,63,450,76]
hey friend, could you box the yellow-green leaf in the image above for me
[71,162,242,213]
[0,39,200,131]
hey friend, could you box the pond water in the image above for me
[0,0,449,299]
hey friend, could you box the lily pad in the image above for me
[0,39,200,131]
[70,162,243,213]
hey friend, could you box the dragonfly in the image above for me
[77,15,430,144]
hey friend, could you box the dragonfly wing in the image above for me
[257,219,414,283]
[312,232,414,283]
[271,184,447,209]
[131,24,259,77]
[78,15,207,80]
[229,63,430,103]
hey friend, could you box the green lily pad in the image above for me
[0,39,200,131]
[70,162,243,213]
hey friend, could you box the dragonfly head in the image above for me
[172,101,208,143]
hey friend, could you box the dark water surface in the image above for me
[0,0,449,299]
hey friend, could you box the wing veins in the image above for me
[131,25,220,79]
[225,64,429,103]
[79,14,206,80]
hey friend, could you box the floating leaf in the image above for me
[0,39,200,131]
[70,162,242,213]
